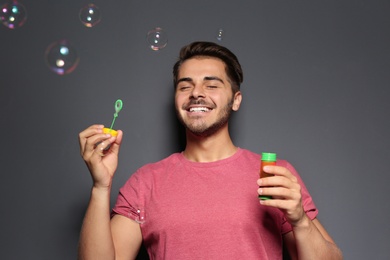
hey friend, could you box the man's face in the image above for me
[175,57,242,137]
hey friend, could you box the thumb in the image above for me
[110,130,123,153]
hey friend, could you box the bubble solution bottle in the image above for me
[259,152,277,200]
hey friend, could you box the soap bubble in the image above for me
[45,40,80,75]
[79,4,101,27]
[216,29,224,41]
[146,27,168,51]
[0,2,27,29]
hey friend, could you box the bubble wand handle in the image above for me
[109,99,123,131]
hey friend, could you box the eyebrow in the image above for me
[177,76,225,84]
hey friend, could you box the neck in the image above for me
[183,125,237,162]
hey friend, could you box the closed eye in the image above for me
[177,84,192,91]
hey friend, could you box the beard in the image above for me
[176,98,234,138]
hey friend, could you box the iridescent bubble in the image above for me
[45,40,80,75]
[79,4,101,28]
[216,29,224,41]
[146,27,168,51]
[0,2,27,29]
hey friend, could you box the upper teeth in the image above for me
[189,107,209,112]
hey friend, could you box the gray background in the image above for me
[1,0,389,259]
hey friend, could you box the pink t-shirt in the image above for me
[112,148,318,259]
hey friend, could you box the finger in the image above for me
[259,197,306,227]
[83,133,112,159]
[257,176,302,202]
[79,125,105,153]
[259,196,297,210]
[106,130,123,154]
[79,125,104,153]
[258,186,300,201]
[263,166,297,182]
[263,165,290,176]
[79,124,104,140]
[93,135,118,157]
[259,194,304,219]
[258,175,293,188]
[116,130,123,143]
[98,130,123,156]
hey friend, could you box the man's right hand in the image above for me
[79,124,123,189]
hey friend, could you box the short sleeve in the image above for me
[111,170,143,222]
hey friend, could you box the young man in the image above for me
[78,42,342,259]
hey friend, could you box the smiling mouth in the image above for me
[188,107,212,112]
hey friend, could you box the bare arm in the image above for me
[77,125,142,259]
[78,187,115,260]
[78,188,143,260]
[111,215,143,259]
[283,218,343,260]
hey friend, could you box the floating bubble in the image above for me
[0,2,27,29]
[79,4,101,28]
[216,29,224,41]
[146,27,168,51]
[45,40,80,75]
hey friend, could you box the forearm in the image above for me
[293,217,343,260]
[78,187,115,260]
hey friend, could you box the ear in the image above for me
[232,91,242,111]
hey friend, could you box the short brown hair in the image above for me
[173,42,243,93]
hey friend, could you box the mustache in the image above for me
[182,99,215,110]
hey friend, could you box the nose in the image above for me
[190,84,205,99]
